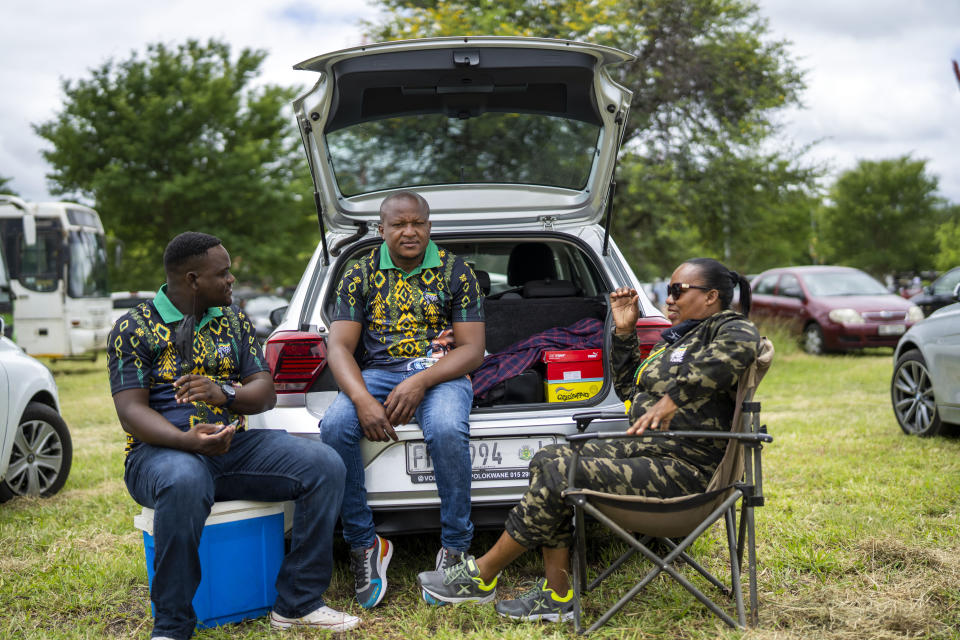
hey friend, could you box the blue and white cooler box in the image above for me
[134,500,285,629]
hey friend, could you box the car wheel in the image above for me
[891,349,942,437]
[0,402,73,502]
[802,323,825,355]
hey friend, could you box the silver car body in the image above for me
[893,294,960,428]
[249,38,667,529]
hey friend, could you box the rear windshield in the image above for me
[326,113,600,196]
[804,271,888,296]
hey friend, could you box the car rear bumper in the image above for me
[248,395,630,513]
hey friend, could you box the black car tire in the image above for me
[802,323,825,355]
[891,349,943,437]
[0,402,73,502]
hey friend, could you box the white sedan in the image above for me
[0,317,72,501]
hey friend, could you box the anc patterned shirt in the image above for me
[107,285,268,455]
[331,240,484,370]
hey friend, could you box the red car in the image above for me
[750,266,924,354]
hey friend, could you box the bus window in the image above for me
[18,228,60,293]
[67,230,109,298]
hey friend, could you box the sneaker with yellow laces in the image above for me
[417,555,497,604]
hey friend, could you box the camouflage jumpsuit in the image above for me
[504,310,760,549]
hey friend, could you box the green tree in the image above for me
[365,0,820,275]
[0,176,17,195]
[818,156,945,276]
[934,207,960,270]
[34,39,316,290]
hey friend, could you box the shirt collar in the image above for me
[154,284,224,328]
[378,240,441,277]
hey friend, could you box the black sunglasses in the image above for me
[668,282,713,299]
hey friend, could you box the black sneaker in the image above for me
[349,535,393,609]
[495,578,574,622]
[418,555,497,604]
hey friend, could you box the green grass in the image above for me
[1,347,959,639]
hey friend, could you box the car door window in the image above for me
[778,274,804,299]
[753,275,777,295]
[933,269,960,295]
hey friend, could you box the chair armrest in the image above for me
[572,411,629,433]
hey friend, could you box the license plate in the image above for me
[878,324,905,336]
[405,437,557,484]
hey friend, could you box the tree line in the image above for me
[11,0,957,290]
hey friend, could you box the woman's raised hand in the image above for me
[610,287,639,334]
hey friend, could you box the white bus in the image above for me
[0,195,112,359]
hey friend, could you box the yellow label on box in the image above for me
[544,379,602,403]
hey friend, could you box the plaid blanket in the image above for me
[471,317,604,398]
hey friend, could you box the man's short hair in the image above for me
[163,232,222,273]
[379,191,430,221]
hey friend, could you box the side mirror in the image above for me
[0,316,5,337]
[953,282,960,302]
[269,305,288,328]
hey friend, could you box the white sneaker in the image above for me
[270,605,361,632]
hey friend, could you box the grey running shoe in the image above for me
[349,534,393,609]
[270,605,361,632]
[418,555,497,604]
[423,547,466,605]
[495,578,574,622]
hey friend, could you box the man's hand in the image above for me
[184,422,236,455]
[355,396,398,442]
[626,394,678,435]
[383,376,427,427]
[174,374,225,405]
[610,287,640,335]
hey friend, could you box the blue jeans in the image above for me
[320,369,474,553]
[124,429,345,640]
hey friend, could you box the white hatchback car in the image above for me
[0,317,73,501]
[250,37,669,532]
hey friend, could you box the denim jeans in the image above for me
[320,369,474,553]
[124,429,345,640]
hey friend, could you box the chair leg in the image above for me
[660,536,730,595]
[574,505,588,588]
[572,519,584,634]
[725,507,746,627]
[745,504,759,626]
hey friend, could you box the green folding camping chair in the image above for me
[563,337,773,633]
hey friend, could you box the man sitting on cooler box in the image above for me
[108,231,359,639]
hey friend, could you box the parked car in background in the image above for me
[241,294,289,343]
[0,317,73,502]
[110,290,155,325]
[250,37,670,533]
[750,266,924,354]
[910,266,960,317]
[891,283,960,436]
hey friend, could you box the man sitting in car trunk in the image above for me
[321,190,486,609]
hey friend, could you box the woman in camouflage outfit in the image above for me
[419,258,760,621]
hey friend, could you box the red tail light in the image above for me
[264,331,327,394]
[635,317,671,361]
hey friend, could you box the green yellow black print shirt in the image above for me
[331,241,484,371]
[107,285,268,454]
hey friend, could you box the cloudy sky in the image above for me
[2,0,959,203]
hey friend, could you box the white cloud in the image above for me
[2,0,959,204]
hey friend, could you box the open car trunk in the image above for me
[320,234,614,408]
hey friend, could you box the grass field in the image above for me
[1,332,958,640]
